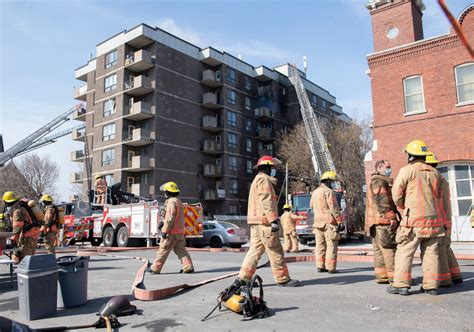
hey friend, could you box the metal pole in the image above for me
[285,163,289,204]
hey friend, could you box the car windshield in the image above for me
[293,195,311,212]
[218,221,238,229]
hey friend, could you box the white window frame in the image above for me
[101,148,115,166]
[103,99,116,117]
[102,123,115,141]
[104,74,117,93]
[105,50,118,69]
[454,62,474,106]
[403,75,426,115]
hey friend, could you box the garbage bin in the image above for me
[17,254,58,320]
[57,255,89,308]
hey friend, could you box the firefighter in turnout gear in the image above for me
[40,194,60,254]
[95,175,107,205]
[2,191,40,263]
[281,204,302,253]
[425,152,463,286]
[149,182,194,274]
[387,140,445,296]
[365,160,398,284]
[310,171,342,273]
[237,156,300,287]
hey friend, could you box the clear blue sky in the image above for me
[0,0,470,200]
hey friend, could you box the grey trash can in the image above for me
[17,254,58,320]
[57,255,89,308]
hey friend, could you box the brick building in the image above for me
[71,23,349,216]
[365,0,474,241]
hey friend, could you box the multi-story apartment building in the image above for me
[71,23,348,216]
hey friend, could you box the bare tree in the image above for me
[17,153,61,198]
[0,162,36,199]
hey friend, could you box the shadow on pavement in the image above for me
[0,274,17,292]
[299,274,374,286]
[54,294,135,318]
[0,295,19,312]
[130,318,184,331]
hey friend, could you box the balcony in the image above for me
[73,85,87,101]
[123,128,155,147]
[72,107,87,121]
[201,116,222,132]
[124,49,155,72]
[201,140,223,154]
[124,101,154,121]
[203,164,222,177]
[200,47,223,66]
[71,150,85,162]
[69,172,83,183]
[257,128,274,142]
[124,75,153,96]
[127,156,155,172]
[258,86,272,97]
[254,107,272,120]
[131,183,155,197]
[72,127,86,141]
[201,92,222,109]
[200,69,222,88]
[203,189,226,200]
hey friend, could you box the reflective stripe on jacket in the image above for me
[310,184,342,228]
[247,172,279,225]
[364,173,398,233]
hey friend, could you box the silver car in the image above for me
[191,220,248,248]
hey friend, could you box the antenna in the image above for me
[303,56,308,75]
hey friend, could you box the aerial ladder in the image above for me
[0,104,85,166]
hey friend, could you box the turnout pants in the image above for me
[439,234,462,285]
[284,231,299,253]
[393,227,440,290]
[239,224,290,284]
[44,231,57,254]
[371,225,396,283]
[314,224,339,271]
[151,234,194,273]
[12,236,37,263]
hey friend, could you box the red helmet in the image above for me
[254,156,281,169]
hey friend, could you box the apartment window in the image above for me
[229,204,238,215]
[105,50,118,69]
[104,74,117,93]
[227,90,237,105]
[403,76,425,114]
[455,63,474,104]
[311,94,317,106]
[227,68,236,83]
[227,111,237,127]
[102,123,115,141]
[247,160,253,175]
[245,96,251,110]
[229,156,237,172]
[454,165,473,216]
[229,178,238,194]
[321,99,327,111]
[246,139,252,152]
[101,148,115,166]
[228,133,237,149]
[244,76,251,90]
[103,99,116,117]
[245,117,252,131]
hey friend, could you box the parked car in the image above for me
[190,220,248,248]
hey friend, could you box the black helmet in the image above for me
[98,296,137,317]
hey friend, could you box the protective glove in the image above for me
[162,233,168,239]
[158,221,164,230]
[271,220,280,233]
[336,223,345,232]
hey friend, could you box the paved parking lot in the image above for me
[1,247,473,331]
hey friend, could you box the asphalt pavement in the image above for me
[1,246,473,331]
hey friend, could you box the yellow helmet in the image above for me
[95,175,102,179]
[425,152,440,165]
[283,204,292,210]
[2,191,19,203]
[41,194,53,203]
[321,171,337,181]
[160,181,180,193]
[0,213,4,220]
[224,294,243,313]
[405,139,429,156]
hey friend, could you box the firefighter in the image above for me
[95,175,107,205]
[40,194,60,254]
[365,160,398,284]
[237,156,300,287]
[281,204,302,253]
[310,171,343,273]
[149,182,194,274]
[387,140,445,296]
[2,191,40,263]
[425,152,463,286]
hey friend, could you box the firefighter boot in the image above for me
[317,268,328,273]
[420,287,438,295]
[277,279,300,287]
[386,286,410,296]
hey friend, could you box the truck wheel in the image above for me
[116,226,130,247]
[299,238,308,245]
[102,227,116,247]
[210,236,223,248]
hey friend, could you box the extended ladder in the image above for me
[288,65,336,178]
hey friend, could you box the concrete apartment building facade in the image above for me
[365,0,474,240]
[71,23,348,216]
